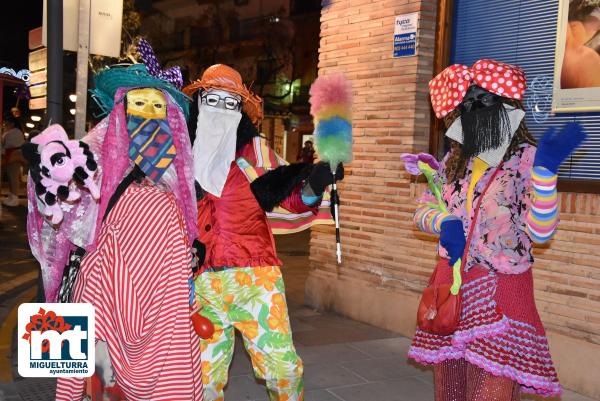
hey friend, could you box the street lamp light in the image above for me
[31,115,42,122]
[70,108,76,115]
[69,94,77,103]
[26,122,35,128]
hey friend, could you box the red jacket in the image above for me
[198,141,314,268]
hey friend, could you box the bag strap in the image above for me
[460,161,505,270]
[103,165,145,222]
[428,161,505,288]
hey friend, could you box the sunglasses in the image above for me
[201,93,241,110]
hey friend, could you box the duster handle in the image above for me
[331,172,342,264]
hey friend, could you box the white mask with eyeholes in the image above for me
[192,89,243,197]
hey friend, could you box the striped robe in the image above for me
[56,184,203,400]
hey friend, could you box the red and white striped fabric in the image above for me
[56,184,203,401]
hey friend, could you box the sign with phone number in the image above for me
[393,12,419,57]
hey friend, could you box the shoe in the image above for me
[2,194,19,207]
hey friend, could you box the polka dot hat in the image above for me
[429,59,526,119]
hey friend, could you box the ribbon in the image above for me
[137,38,184,89]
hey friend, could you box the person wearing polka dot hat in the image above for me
[408,59,587,400]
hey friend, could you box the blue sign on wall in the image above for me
[393,13,418,58]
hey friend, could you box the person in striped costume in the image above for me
[408,60,586,400]
[183,65,342,401]
[26,63,204,400]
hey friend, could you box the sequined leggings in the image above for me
[434,359,521,401]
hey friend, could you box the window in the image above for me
[432,0,600,192]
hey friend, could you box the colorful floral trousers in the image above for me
[195,266,304,401]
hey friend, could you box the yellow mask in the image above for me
[126,88,167,119]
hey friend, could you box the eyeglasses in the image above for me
[201,93,241,110]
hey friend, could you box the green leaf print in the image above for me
[262,350,289,375]
[281,350,299,363]
[258,304,270,330]
[221,271,236,295]
[211,338,233,359]
[227,303,255,322]
[200,305,223,327]
[257,332,291,350]
[275,276,285,294]
[296,379,304,396]
[195,276,210,297]
[245,284,266,307]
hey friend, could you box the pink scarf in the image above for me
[27,88,197,301]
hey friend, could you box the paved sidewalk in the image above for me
[0,213,598,400]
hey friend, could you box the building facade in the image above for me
[307,0,600,398]
[140,0,321,161]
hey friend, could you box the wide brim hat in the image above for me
[183,64,263,125]
[91,63,190,119]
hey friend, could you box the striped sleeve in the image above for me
[412,151,453,235]
[526,166,559,244]
[414,203,454,235]
[237,137,334,233]
[237,136,287,182]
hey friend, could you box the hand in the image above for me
[440,219,466,266]
[534,122,586,174]
[307,162,344,196]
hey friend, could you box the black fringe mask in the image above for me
[460,102,511,158]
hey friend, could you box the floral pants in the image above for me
[195,266,304,401]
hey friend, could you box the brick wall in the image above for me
[309,0,440,304]
[535,192,600,345]
[308,0,600,396]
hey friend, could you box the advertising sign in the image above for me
[42,0,123,58]
[394,13,419,58]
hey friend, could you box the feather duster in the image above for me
[309,73,353,264]
[309,74,353,170]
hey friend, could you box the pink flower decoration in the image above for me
[401,153,440,175]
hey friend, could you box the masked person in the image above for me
[408,60,585,400]
[183,64,340,401]
[26,62,203,400]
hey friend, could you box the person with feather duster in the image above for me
[183,64,344,401]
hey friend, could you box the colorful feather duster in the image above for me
[309,73,353,264]
[310,73,353,170]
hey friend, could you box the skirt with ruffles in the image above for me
[408,260,560,397]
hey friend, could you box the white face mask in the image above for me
[445,104,526,167]
[192,98,242,197]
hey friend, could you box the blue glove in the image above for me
[440,219,466,266]
[534,122,586,174]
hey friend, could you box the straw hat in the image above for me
[91,64,191,118]
[183,64,263,125]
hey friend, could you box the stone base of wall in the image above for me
[305,269,600,399]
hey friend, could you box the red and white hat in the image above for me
[429,59,526,119]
